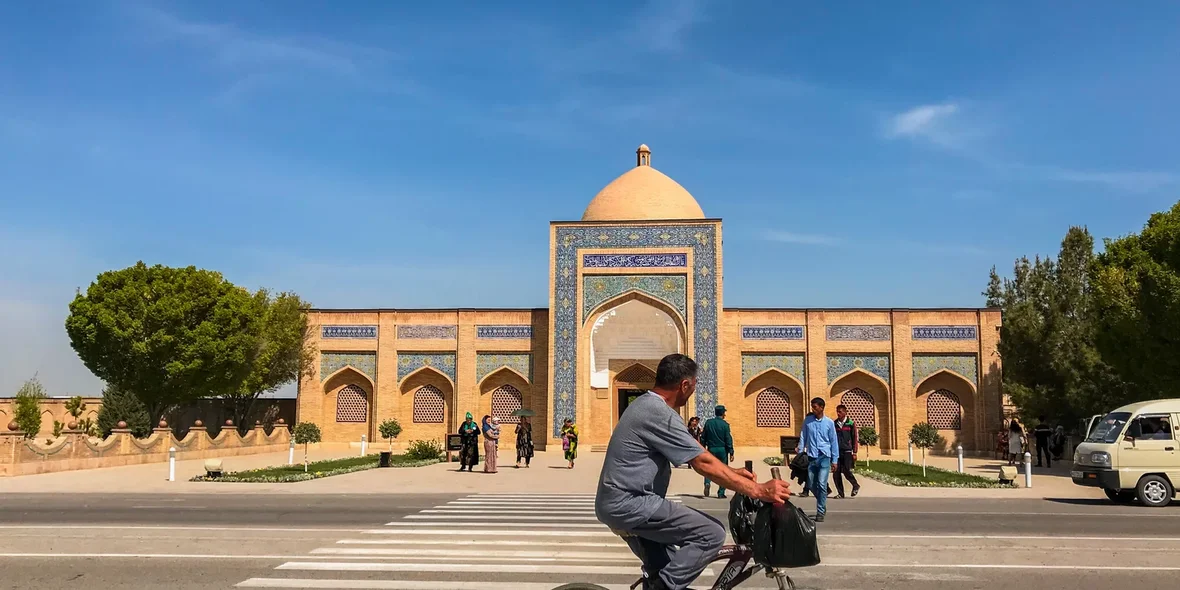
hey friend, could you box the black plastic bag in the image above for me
[727,493,764,545]
[752,500,821,568]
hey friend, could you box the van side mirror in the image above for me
[1125,419,1143,441]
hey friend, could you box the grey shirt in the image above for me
[595,392,705,530]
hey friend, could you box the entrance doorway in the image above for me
[619,388,645,418]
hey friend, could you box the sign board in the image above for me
[780,436,800,455]
[446,434,463,452]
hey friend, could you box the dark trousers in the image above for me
[1036,441,1051,467]
[833,452,859,496]
[620,500,725,590]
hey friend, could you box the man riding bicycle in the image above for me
[594,354,793,590]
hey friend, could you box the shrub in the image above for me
[762,456,784,466]
[908,422,945,477]
[14,377,47,439]
[293,422,322,472]
[858,426,880,466]
[96,385,151,438]
[378,419,403,451]
[405,438,444,461]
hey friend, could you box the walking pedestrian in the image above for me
[1033,416,1053,468]
[796,397,839,522]
[832,403,861,499]
[457,412,480,472]
[561,418,579,469]
[515,415,534,468]
[482,415,500,473]
[1050,425,1067,461]
[1007,420,1024,466]
[701,405,734,498]
[687,416,703,443]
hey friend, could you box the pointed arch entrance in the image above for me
[830,370,892,452]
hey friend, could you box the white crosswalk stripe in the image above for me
[234,493,710,589]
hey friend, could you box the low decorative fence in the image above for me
[0,418,292,477]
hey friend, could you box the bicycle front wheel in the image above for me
[550,584,612,590]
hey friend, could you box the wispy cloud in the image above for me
[883,103,978,149]
[629,0,709,54]
[1043,167,1180,192]
[762,231,841,246]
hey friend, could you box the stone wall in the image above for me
[0,421,292,477]
[0,397,103,437]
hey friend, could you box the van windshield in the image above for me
[1086,412,1132,444]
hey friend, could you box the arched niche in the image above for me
[915,370,977,451]
[739,369,806,445]
[323,367,375,442]
[399,366,455,444]
[587,296,684,390]
[830,369,892,451]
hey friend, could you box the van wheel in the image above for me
[1105,489,1135,504]
[1136,475,1174,507]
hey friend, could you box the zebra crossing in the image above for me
[234,493,712,590]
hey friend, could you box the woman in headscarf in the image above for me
[1050,425,1067,460]
[1008,419,1024,466]
[483,415,500,473]
[561,418,578,469]
[515,415,534,468]
[457,412,480,472]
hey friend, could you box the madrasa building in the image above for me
[297,145,1003,454]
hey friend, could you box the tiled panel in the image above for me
[826,354,891,384]
[397,353,457,383]
[912,354,978,386]
[741,326,805,340]
[477,325,533,339]
[321,325,377,339]
[912,326,977,340]
[397,325,457,339]
[582,274,688,321]
[741,353,806,385]
[826,325,892,341]
[321,352,377,382]
[582,253,688,268]
[476,353,533,383]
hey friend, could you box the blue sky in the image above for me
[2,1,1179,397]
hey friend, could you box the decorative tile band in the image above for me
[913,354,978,386]
[397,353,457,383]
[321,352,377,382]
[827,354,891,385]
[553,224,718,436]
[582,274,688,322]
[826,325,892,341]
[742,326,804,340]
[582,253,688,268]
[397,325,457,339]
[912,326,977,340]
[477,325,533,339]
[321,325,377,339]
[476,353,533,383]
[741,354,806,386]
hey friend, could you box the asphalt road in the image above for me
[0,493,1177,589]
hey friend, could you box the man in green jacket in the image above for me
[701,405,735,498]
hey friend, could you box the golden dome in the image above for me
[581,145,706,222]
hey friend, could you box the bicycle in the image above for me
[553,467,799,590]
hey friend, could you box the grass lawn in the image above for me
[854,459,1013,488]
[191,453,439,483]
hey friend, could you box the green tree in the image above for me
[379,419,403,452]
[908,422,945,478]
[13,377,46,439]
[1093,202,1180,402]
[293,422,322,472]
[225,291,313,434]
[96,384,152,438]
[65,262,261,423]
[985,227,1126,427]
[857,426,879,467]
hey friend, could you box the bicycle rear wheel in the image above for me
[550,585,612,590]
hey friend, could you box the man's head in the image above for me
[810,397,826,418]
[836,404,847,421]
[714,405,726,418]
[653,353,698,408]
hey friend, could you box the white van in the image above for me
[1072,399,1180,507]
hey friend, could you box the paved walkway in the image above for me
[0,445,1099,501]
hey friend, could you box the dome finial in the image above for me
[636,144,651,167]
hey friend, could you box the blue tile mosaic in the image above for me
[912,326,977,340]
[321,325,377,339]
[741,354,806,386]
[741,326,804,340]
[320,352,377,382]
[582,253,688,268]
[397,325,457,339]
[476,353,533,383]
[582,274,688,321]
[826,325,892,341]
[912,354,978,386]
[477,325,533,339]
[827,354,891,385]
[397,353,457,383]
[553,224,719,436]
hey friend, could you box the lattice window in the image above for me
[615,365,655,388]
[755,387,791,428]
[927,389,962,430]
[336,385,368,423]
[841,388,876,429]
[413,385,446,424]
[491,385,523,424]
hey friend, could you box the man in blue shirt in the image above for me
[796,396,840,522]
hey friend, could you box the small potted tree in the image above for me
[292,422,322,473]
[908,422,945,478]
[378,419,402,467]
[858,426,879,468]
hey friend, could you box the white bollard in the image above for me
[908,442,914,464]
[1024,451,1033,488]
[168,446,176,482]
[360,435,367,456]
[288,439,295,465]
[956,444,964,473]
